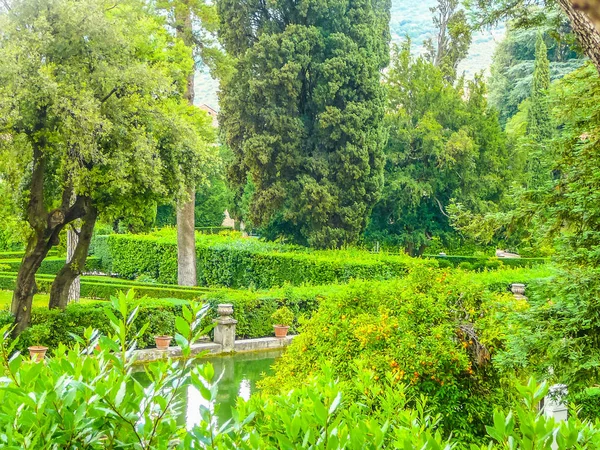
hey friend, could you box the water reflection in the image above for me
[184,349,281,428]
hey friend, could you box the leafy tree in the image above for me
[366,43,509,255]
[466,0,600,74]
[0,0,216,334]
[217,0,391,249]
[155,0,227,286]
[424,0,472,81]
[494,64,600,401]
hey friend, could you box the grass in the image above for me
[0,290,98,309]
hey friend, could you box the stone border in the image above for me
[134,335,295,364]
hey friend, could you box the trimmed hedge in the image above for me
[0,265,555,352]
[0,250,58,260]
[0,272,212,301]
[93,233,433,288]
[0,285,336,350]
[0,299,185,354]
[426,254,549,271]
[0,256,102,275]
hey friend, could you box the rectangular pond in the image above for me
[136,349,283,428]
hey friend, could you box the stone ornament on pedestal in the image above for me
[213,303,237,353]
[511,283,527,300]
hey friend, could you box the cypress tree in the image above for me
[217,0,391,248]
[528,33,552,140]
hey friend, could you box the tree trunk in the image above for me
[11,228,62,337]
[559,0,600,73]
[177,186,197,286]
[49,204,97,310]
[67,227,80,303]
[570,0,600,31]
[176,10,198,286]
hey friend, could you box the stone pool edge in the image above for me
[133,335,296,364]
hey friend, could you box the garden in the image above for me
[1,0,600,448]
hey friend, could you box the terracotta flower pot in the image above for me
[28,346,48,362]
[155,336,172,350]
[273,325,290,338]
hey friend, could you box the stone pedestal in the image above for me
[213,304,237,353]
[543,384,568,422]
[511,283,527,300]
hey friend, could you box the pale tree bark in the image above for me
[67,227,80,303]
[176,9,197,287]
[177,186,197,286]
[558,0,600,72]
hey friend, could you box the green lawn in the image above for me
[0,290,98,309]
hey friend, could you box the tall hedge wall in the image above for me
[92,234,432,288]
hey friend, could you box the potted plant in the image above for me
[28,346,48,362]
[272,307,294,338]
[154,335,172,350]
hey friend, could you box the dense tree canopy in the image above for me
[0,0,216,332]
[366,43,509,254]
[217,0,391,248]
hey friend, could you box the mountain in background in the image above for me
[196,0,504,108]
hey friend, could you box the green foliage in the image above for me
[0,256,101,276]
[0,290,222,448]
[0,0,219,293]
[259,269,529,443]
[426,255,549,271]
[0,293,598,448]
[367,42,509,254]
[95,233,430,288]
[14,296,184,353]
[271,307,294,327]
[485,64,600,409]
[528,33,553,140]
[487,22,583,125]
[424,0,472,81]
[218,0,391,248]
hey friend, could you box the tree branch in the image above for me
[100,87,118,104]
[434,197,450,218]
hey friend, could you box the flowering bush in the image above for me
[259,268,526,443]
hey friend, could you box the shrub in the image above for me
[0,272,212,301]
[271,306,294,326]
[15,297,183,353]
[425,254,549,270]
[259,268,528,443]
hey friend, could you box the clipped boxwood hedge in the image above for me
[426,254,549,271]
[0,298,185,354]
[0,272,212,301]
[0,284,337,351]
[0,256,102,275]
[93,234,432,288]
[0,250,58,260]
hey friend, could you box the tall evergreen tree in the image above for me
[217,0,391,248]
[528,34,553,140]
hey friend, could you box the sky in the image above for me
[195,1,505,108]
